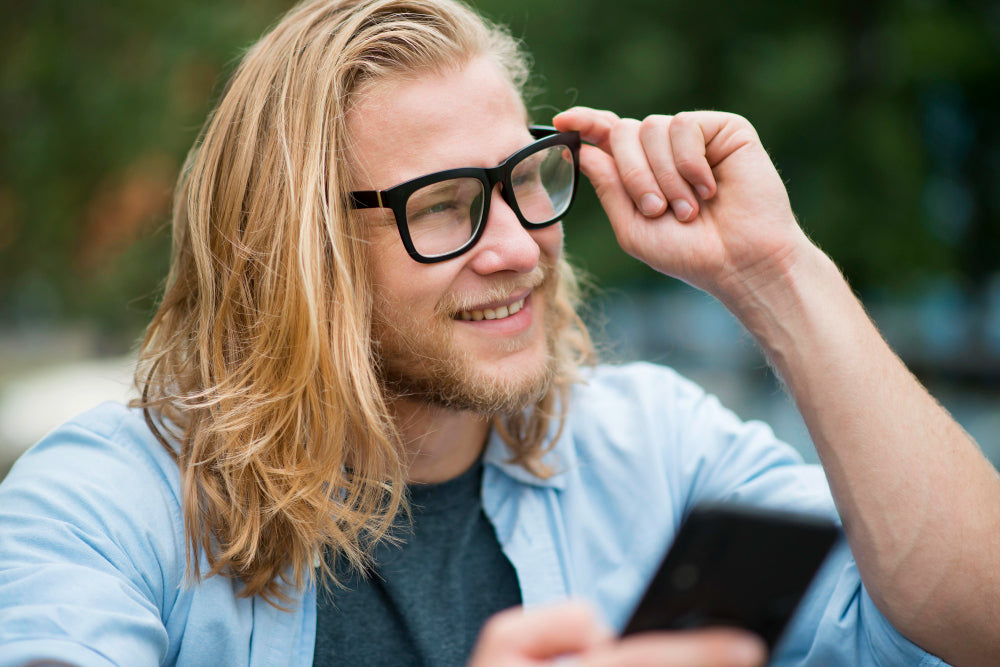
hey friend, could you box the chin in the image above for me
[454,361,554,416]
[378,335,555,417]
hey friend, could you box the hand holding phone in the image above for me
[472,602,767,667]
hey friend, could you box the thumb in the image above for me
[468,601,613,665]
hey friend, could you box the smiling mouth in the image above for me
[456,296,526,322]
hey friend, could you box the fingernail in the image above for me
[696,185,711,199]
[640,193,664,216]
[672,199,694,221]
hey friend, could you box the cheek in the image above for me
[369,230,413,305]
[367,213,411,271]
[370,234,457,311]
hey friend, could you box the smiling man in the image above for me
[350,56,573,483]
[1,0,999,666]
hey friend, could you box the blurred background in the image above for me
[1,0,998,478]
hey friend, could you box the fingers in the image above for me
[470,601,768,667]
[663,113,717,202]
[610,117,667,217]
[635,115,694,220]
[554,108,721,222]
[577,628,768,667]
[468,601,613,666]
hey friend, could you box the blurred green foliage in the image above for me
[1,0,998,341]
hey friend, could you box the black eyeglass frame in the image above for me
[349,126,581,263]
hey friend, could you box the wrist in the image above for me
[717,241,853,364]
[715,236,828,318]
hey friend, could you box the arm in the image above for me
[0,409,178,666]
[553,107,1000,666]
[468,601,765,667]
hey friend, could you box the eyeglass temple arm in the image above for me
[529,125,557,138]
[349,190,383,209]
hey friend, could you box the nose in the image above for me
[465,186,540,275]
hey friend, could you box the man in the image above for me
[0,0,998,665]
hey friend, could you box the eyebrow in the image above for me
[514,151,545,171]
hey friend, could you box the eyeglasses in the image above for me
[349,126,580,263]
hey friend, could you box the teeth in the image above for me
[458,297,525,322]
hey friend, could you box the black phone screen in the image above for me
[622,503,840,649]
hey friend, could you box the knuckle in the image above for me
[727,110,752,126]
[671,110,696,129]
[732,124,761,146]
[619,164,652,191]
[720,112,761,144]
[609,116,641,141]
[640,113,672,133]
[652,166,680,189]
[673,154,704,173]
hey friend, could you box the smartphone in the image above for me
[622,503,840,649]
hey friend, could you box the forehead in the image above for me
[346,57,531,189]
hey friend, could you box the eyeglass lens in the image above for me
[403,143,575,258]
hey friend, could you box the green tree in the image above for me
[2,0,997,341]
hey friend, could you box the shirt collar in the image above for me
[482,407,575,491]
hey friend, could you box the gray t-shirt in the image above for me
[314,459,522,666]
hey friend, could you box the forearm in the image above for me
[725,241,1000,666]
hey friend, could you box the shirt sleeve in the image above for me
[0,404,182,667]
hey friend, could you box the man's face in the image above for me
[347,57,564,415]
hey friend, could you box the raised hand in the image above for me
[553,108,811,305]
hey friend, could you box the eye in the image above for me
[425,201,456,214]
[411,199,459,222]
[512,172,542,189]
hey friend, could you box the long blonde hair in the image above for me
[134,0,593,605]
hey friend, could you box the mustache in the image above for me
[436,262,553,317]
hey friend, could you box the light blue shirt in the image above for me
[0,363,945,666]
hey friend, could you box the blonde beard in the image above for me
[371,261,559,417]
